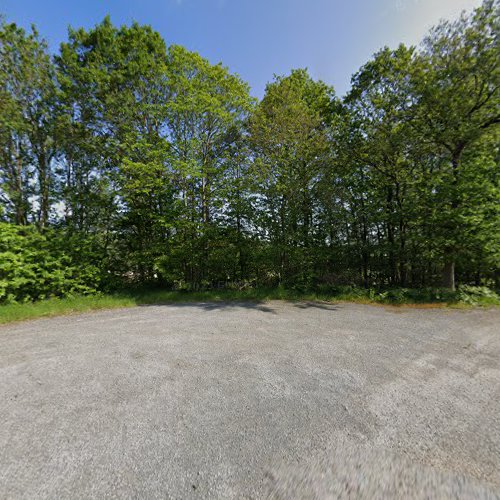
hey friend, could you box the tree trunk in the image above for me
[38,151,50,229]
[15,150,27,225]
[442,258,455,291]
[361,218,369,288]
[441,147,462,291]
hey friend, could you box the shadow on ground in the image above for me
[292,301,339,311]
[137,300,339,314]
[138,300,276,314]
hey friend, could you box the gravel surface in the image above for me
[0,301,499,499]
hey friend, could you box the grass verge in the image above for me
[0,286,498,325]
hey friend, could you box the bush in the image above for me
[456,285,500,305]
[0,223,101,303]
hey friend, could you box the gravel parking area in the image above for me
[1,302,499,498]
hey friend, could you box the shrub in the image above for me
[0,223,101,303]
[456,285,500,305]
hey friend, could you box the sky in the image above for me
[0,0,482,98]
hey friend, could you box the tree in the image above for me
[0,20,58,227]
[409,0,500,289]
[1,3,498,302]
[249,69,335,286]
[344,45,423,287]
[57,18,172,279]
[161,45,253,285]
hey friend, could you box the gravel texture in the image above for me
[0,301,499,499]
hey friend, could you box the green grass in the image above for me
[0,294,136,325]
[0,286,498,325]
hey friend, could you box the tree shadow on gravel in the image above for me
[138,300,340,314]
[138,300,277,314]
[292,301,339,311]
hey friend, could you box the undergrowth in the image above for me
[0,285,498,325]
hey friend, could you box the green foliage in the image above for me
[0,3,498,304]
[248,69,335,285]
[0,223,100,303]
[0,20,58,227]
[406,0,500,288]
[456,285,500,305]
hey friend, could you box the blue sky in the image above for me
[1,0,481,98]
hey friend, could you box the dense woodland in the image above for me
[0,0,499,303]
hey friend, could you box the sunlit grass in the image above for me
[0,294,137,324]
[0,286,497,325]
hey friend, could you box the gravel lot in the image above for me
[1,301,499,499]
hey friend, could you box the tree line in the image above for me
[0,0,498,302]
